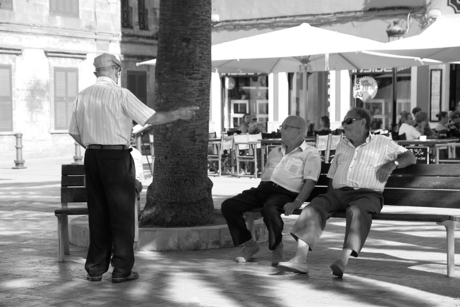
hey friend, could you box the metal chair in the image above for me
[234,133,261,178]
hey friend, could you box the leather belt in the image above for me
[87,145,128,150]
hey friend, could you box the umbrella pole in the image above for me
[303,65,309,133]
[392,68,398,132]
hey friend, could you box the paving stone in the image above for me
[1,157,460,307]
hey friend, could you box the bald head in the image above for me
[284,115,307,136]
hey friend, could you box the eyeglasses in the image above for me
[279,124,300,130]
[341,118,361,126]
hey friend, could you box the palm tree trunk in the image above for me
[140,0,213,227]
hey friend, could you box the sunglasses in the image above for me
[341,118,361,126]
[279,124,300,130]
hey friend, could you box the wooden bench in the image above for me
[55,164,140,262]
[55,164,88,262]
[245,163,460,277]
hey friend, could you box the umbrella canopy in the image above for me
[366,15,460,63]
[211,23,437,74]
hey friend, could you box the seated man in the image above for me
[221,115,321,265]
[278,108,416,277]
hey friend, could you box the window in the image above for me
[127,71,147,104]
[0,65,13,131]
[121,0,133,28]
[54,68,78,130]
[50,0,79,17]
[138,0,149,30]
[0,0,13,10]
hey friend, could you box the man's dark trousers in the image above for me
[84,148,136,278]
[221,181,297,250]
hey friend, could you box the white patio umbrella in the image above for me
[365,15,460,63]
[211,23,437,74]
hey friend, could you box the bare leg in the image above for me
[277,239,310,274]
[338,247,353,266]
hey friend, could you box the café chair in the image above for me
[234,133,261,179]
[398,133,407,141]
[435,143,460,164]
[207,137,222,176]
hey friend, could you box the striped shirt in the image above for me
[68,77,155,146]
[261,141,321,193]
[328,134,407,192]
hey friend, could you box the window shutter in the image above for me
[54,68,78,130]
[0,66,12,131]
[0,0,13,10]
[127,71,147,104]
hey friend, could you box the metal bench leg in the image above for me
[437,220,457,277]
[245,212,256,240]
[56,214,65,262]
[62,214,70,255]
[134,197,139,251]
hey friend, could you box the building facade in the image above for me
[0,0,159,162]
[210,0,460,136]
[1,0,459,161]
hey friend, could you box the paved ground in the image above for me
[0,156,460,306]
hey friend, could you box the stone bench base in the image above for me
[69,215,268,252]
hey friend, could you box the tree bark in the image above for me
[140,0,213,227]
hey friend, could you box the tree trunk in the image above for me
[140,0,213,227]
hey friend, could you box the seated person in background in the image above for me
[248,118,267,134]
[315,116,331,135]
[435,111,450,137]
[412,106,422,124]
[414,111,437,138]
[221,116,321,266]
[449,110,460,137]
[398,111,421,140]
[238,114,252,134]
[278,107,416,277]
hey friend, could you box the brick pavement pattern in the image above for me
[0,157,460,306]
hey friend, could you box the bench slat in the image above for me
[55,207,88,215]
[61,187,87,203]
[61,176,85,187]
[386,177,460,189]
[392,164,460,176]
[62,164,85,176]
[331,211,460,223]
[383,190,460,209]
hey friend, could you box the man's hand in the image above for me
[376,161,397,183]
[284,200,303,216]
[175,106,199,120]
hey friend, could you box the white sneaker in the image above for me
[235,242,260,263]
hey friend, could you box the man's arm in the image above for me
[145,106,199,125]
[283,179,316,216]
[70,133,85,149]
[376,151,416,183]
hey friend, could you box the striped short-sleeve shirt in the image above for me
[328,134,407,192]
[261,141,321,193]
[68,77,155,146]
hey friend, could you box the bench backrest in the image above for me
[312,163,460,209]
[61,164,87,205]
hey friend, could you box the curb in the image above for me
[69,216,269,252]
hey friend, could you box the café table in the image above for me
[396,138,460,147]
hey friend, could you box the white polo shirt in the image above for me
[261,141,321,193]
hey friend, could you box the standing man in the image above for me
[69,53,198,283]
[221,116,321,266]
[278,108,416,277]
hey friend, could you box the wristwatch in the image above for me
[393,160,399,168]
